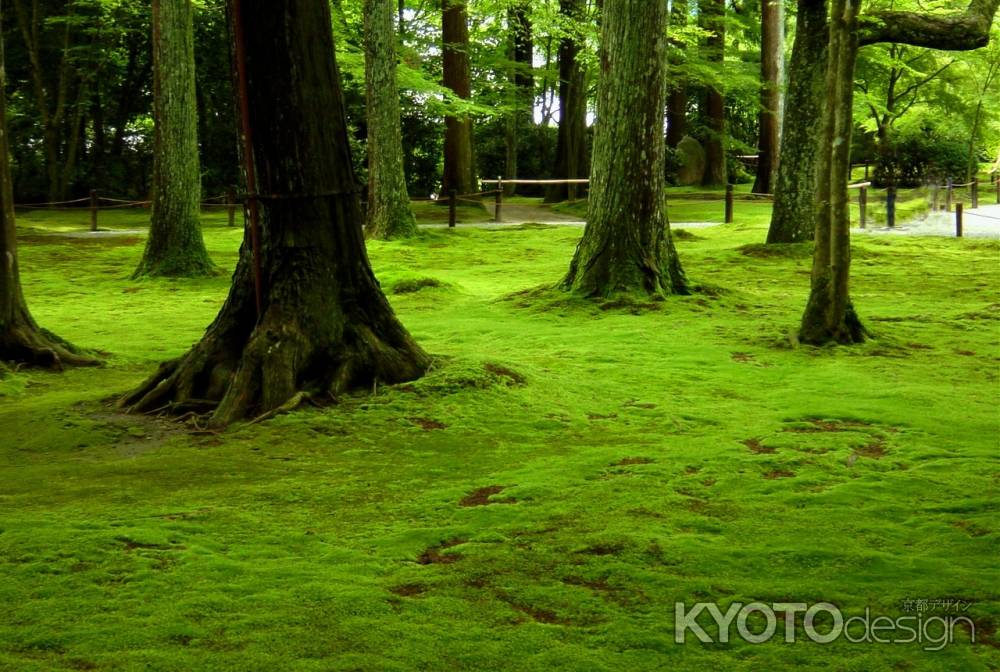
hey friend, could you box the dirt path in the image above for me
[497,203,585,225]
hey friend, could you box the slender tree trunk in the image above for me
[134,0,214,277]
[545,0,589,203]
[0,4,96,369]
[666,0,688,149]
[799,0,867,345]
[700,0,727,186]
[363,0,417,239]
[752,0,784,194]
[442,0,477,197]
[562,0,686,298]
[122,0,428,427]
[766,0,828,244]
[504,1,533,196]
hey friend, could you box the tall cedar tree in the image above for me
[0,2,97,369]
[442,0,477,197]
[544,0,589,203]
[766,0,828,243]
[122,0,429,426]
[562,0,687,297]
[700,0,727,186]
[363,0,417,239]
[751,0,784,194]
[134,0,215,277]
[504,1,533,196]
[799,0,1000,344]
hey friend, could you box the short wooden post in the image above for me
[886,186,896,228]
[996,177,1000,204]
[859,186,867,229]
[971,178,979,209]
[724,184,734,224]
[955,202,963,238]
[946,177,953,212]
[931,182,939,211]
[89,189,98,231]
[864,162,870,180]
[448,189,457,228]
[226,187,237,227]
[494,176,503,223]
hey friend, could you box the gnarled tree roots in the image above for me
[1,320,100,371]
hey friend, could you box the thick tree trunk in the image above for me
[121,0,429,427]
[700,0,727,186]
[0,8,96,370]
[766,0,828,244]
[363,0,417,239]
[799,0,867,345]
[442,0,477,197]
[752,0,784,194]
[666,0,688,149]
[504,1,533,196]
[544,0,589,203]
[134,0,214,277]
[562,0,686,298]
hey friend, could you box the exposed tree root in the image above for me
[799,297,870,346]
[0,319,101,371]
[120,287,429,428]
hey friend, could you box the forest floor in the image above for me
[1,200,998,671]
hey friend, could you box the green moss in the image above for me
[1,206,998,670]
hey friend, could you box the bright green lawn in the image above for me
[0,200,998,671]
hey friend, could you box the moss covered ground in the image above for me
[0,199,998,671]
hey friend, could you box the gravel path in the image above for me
[857,204,1000,240]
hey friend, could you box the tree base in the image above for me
[121,282,430,428]
[132,256,218,280]
[0,319,100,370]
[799,302,869,345]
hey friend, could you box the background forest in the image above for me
[3,0,997,206]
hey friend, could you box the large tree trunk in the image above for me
[441,0,477,197]
[562,0,686,298]
[504,0,533,196]
[134,0,214,277]
[666,0,688,149]
[752,0,784,194]
[700,0,727,186]
[766,0,828,244]
[544,0,589,203]
[363,0,417,239]
[121,0,429,427]
[0,6,96,370]
[799,0,867,345]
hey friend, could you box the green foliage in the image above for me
[876,117,972,186]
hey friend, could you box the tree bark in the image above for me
[0,4,97,370]
[442,0,477,196]
[799,0,867,345]
[562,0,686,298]
[858,0,1000,49]
[752,0,784,194]
[134,0,214,277]
[545,0,589,203]
[766,0,828,244]
[700,0,727,186]
[504,1,533,196]
[666,0,688,149]
[121,0,429,427]
[363,0,417,239]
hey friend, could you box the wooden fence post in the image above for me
[931,182,939,211]
[859,186,867,229]
[864,162,870,180]
[996,177,999,204]
[724,184,734,224]
[89,190,98,232]
[946,177,953,212]
[448,189,457,228]
[495,176,502,223]
[955,202,963,238]
[971,178,978,209]
[886,186,896,228]
[226,187,237,227]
